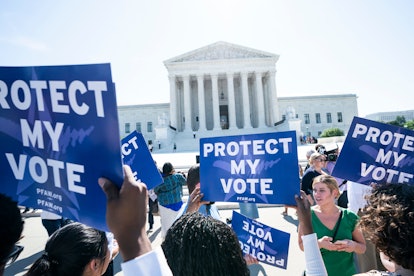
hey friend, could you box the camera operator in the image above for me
[300,151,329,206]
[316,144,348,208]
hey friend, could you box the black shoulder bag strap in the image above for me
[332,210,343,241]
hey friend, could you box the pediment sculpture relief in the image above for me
[174,44,272,62]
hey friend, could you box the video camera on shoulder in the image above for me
[316,144,338,162]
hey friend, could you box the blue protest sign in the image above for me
[0,64,123,231]
[199,131,300,205]
[332,117,414,185]
[231,211,290,269]
[121,131,163,189]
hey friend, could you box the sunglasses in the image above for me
[1,245,23,266]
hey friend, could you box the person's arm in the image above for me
[297,223,305,251]
[98,165,151,261]
[334,226,366,254]
[179,174,187,190]
[351,226,367,254]
[186,187,209,213]
[99,165,172,276]
[295,190,328,276]
[296,190,313,251]
[153,184,161,194]
[243,254,259,266]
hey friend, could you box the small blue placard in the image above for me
[199,131,300,205]
[332,117,414,185]
[231,211,290,269]
[121,131,163,189]
[0,64,123,231]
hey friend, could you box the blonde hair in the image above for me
[309,152,324,164]
[312,175,340,199]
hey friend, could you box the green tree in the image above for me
[388,115,406,127]
[320,127,344,137]
[403,120,414,130]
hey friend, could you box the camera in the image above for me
[326,151,338,162]
[316,145,338,162]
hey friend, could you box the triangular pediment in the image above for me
[164,41,278,64]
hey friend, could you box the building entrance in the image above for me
[219,105,229,129]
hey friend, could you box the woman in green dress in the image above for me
[298,175,366,276]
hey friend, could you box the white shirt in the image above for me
[121,247,173,276]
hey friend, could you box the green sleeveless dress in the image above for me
[311,207,359,276]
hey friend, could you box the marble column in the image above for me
[211,74,221,130]
[168,75,177,129]
[183,75,192,132]
[255,72,266,128]
[227,72,237,129]
[241,72,251,129]
[269,70,279,124]
[197,74,206,131]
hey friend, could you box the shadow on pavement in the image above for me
[5,250,43,276]
[112,227,161,275]
[283,215,299,228]
[148,227,161,243]
[249,263,268,276]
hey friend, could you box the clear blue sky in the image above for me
[1,0,413,117]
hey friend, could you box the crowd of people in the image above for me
[297,143,414,276]
[1,150,414,275]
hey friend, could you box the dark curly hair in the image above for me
[161,212,249,276]
[359,183,414,271]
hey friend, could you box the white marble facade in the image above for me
[163,41,280,132]
[117,42,359,148]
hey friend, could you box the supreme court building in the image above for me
[118,42,358,151]
[164,41,280,132]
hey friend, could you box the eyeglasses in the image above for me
[1,245,23,266]
[315,158,326,162]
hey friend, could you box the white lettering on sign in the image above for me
[239,241,284,266]
[0,80,107,117]
[5,153,86,194]
[21,119,63,152]
[203,138,292,157]
[220,178,273,195]
[230,159,260,174]
[121,136,139,158]
[352,123,414,151]
[242,221,274,242]
[360,162,413,183]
